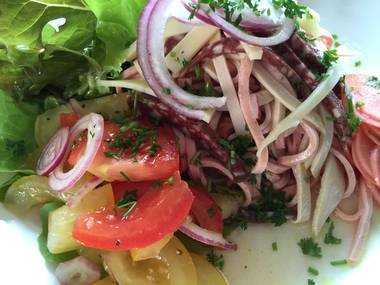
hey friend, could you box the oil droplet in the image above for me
[176,249,183,255]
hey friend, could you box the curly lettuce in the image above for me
[0,0,146,98]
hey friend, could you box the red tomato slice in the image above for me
[68,120,179,182]
[72,172,194,250]
[190,186,223,233]
[318,35,334,49]
[345,74,380,128]
[60,112,79,128]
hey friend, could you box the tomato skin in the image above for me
[68,121,180,182]
[318,35,334,49]
[345,74,380,128]
[60,112,79,128]
[190,186,223,233]
[72,172,194,250]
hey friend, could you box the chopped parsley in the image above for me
[147,115,161,126]
[272,242,278,251]
[354,60,362,67]
[89,130,95,138]
[153,180,163,188]
[332,34,341,48]
[355,101,365,109]
[206,250,225,271]
[308,279,316,285]
[223,212,248,237]
[296,21,316,43]
[248,184,289,226]
[114,190,137,219]
[207,208,215,217]
[321,49,338,69]
[330,259,348,266]
[367,76,380,89]
[307,266,319,276]
[162,87,171,95]
[324,221,342,245]
[345,94,361,132]
[272,0,312,19]
[297,238,322,258]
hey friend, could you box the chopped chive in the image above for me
[207,181,214,193]
[307,266,319,276]
[207,208,215,217]
[162,87,171,95]
[189,150,201,165]
[165,176,174,186]
[272,242,278,252]
[195,64,202,80]
[153,180,163,188]
[354,60,362,67]
[330,259,348,266]
[120,171,130,182]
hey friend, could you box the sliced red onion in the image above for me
[69,98,83,117]
[182,1,215,26]
[180,219,237,250]
[349,180,373,262]
[37,127,70,176]
[138,0,226,119]
[204,8,295,46]
[55,256,101,285]
[175,2,206,25]
[66,176,104,208]
[49,113,104,192]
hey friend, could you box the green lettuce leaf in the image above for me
[84,0,147,72]
[0,0,147,97]
[0,89,41,173]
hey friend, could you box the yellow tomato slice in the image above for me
[102,237,197,285]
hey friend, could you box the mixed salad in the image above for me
[0,0,379,284]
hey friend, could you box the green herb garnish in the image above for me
[308,279,315,285]
[207,208,215,217]
[165,176,174,186]
[321,49,338,69]
[307,266,319,276]
[272,242,278,251]
[206,250,225,271]
[324,221,342,245]
[330,259,348,266]
[114,190,137,219]
[120,171,131,182]
[297,238,322,258]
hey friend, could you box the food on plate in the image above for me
[0,0,378,284]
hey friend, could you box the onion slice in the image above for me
[66,176,104,208]
[205,9,295,46]
[49,113,104,192]
[55,256,101,285]
[180,218,237,250]
[137,0,224,122]
[37,127,70,176]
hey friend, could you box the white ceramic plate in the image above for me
[1,1,379,284]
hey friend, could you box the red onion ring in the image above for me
[55,256,101,285]
[66,176,104,208]
[203,7,295,46]
[48,113,104,192]
[138,0,226,119]
[37,127,70,176]
[180,218,237,250]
